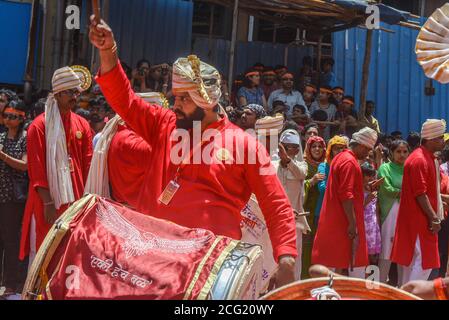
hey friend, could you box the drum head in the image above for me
[260,277,421,300]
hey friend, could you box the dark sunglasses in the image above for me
[60,89,80,97]
[283,144,300,150]
[3,113,22,120]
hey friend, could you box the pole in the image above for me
[208,4,215,59]
[228,0,239,92]
[24,0,40,106]
[358,29,373,121]
[317,34,322,87]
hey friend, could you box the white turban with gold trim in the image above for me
[172,55,222,110]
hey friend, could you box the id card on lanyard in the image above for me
[158,122,223,206]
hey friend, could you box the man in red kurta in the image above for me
[312,127,378,278]
[391,119,446,285]
[20,67,93,261]
[89,17,297,286]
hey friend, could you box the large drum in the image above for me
[261,276,420,300]
[22,195,262,300]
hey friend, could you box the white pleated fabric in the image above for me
[84,115,124,198]
[84,92,167,198]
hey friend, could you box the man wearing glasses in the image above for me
[267,72,308,119]
[19,67,93,264]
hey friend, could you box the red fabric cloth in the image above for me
[44,197,234,300]
[391,146,441,269]
[19,112,93,259]
[311,149,368,268]
[108,125,151,207]
[96,63,297,262]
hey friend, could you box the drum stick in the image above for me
[92,0,101,24]
[309,265,343,278]
[294,211,310,217]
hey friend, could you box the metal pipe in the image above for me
[248,15,254,42]
[24,0,40,105]
[227,0,239,92]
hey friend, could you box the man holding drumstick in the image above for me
[88,16,297,286]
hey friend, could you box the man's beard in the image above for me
[175,107,206,130]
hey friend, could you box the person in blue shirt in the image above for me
[320,58,337,88]
[237,69,267,110]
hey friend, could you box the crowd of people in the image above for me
[0,18,448,301]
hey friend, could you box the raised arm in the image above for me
[89,16,174,146]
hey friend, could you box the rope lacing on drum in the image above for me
[310,274,342,300]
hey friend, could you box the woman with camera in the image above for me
[0,99,28,298]
[131,59,171,97]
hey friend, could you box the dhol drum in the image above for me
[261,265,420,300]
[22,195,262,300]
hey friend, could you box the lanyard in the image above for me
[173,121,226,182]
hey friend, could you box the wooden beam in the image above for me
[358,29,373,122]
[399,21,422,30]
[317,35,322,84]
[228,0,239,91]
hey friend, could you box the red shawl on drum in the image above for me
[42,197,237,300]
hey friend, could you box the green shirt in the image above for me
[377,161,404,224]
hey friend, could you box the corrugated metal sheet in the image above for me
[0,0,32,85]
[108,0,193,68]
[332,19,449,134]
[193,37,314,77]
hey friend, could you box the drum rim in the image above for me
[260,277,422,300]
[22,195,97,300]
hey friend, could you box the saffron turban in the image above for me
[255,114,284,136]
[52,65,91,94]
[172,55,221,110]
[421,119,446,140]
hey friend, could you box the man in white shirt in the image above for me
[268,73,308,118]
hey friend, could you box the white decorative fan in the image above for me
[416,3,449,84]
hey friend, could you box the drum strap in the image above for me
[197,240,239,300]
[183,236,224,300]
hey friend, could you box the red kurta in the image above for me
[108,124,151,207]
[20,112,93,259]
[311,149,368,268]
[96,63,297,261]
[391,146,440,269]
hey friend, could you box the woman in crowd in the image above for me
[0,100,28,297]
[377,140,410,283]
[316,135,348,225]
[301,123,319,152]
[302,135,326,278]
[237,69,267,109]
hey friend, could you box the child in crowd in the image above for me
[361,162,382,266]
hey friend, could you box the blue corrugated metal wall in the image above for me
[193,37,314,76]
[108,0,193,69]
[332,19,449,134]
[0,0,32,85]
